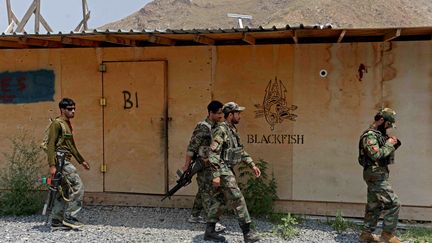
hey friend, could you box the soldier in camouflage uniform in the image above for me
[182,100,225,232]
[358,108,402,243]
[204,102,262,243]
[46,98,90,229]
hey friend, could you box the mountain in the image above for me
[101,0,432,30]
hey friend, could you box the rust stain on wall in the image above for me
[358,64,368,81]
[382,42,397,82]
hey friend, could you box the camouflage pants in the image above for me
[363,166,400,233]
[191,167,214,217]
[207,171,251,224]
[51,161,85,221]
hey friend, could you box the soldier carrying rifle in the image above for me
[43,98,90,230]
[181,100,225,232]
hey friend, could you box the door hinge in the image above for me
[99,63,107,72]
[100,164,107,173]
[100,97,107,107]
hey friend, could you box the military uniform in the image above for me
[186,118,222,218]
[359,123,401,235]
[46,117,85,224]
[207,121,256,225]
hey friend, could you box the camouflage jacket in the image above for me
[359,125,395,167]
[186,118,214,161]
[209,121,255,178]
[46,117,85,167]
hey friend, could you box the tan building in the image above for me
[0,26,431,220]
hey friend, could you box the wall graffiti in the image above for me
[0,70,55,104]
[254,77,298,131]
[123,90,139,109]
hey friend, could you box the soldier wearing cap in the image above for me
[203,102,261,243]
[358,108,402,243]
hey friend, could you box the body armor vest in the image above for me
[222,123,243,167]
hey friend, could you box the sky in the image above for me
[0,0,153,33]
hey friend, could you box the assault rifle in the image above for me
[394,138,402,150]
[161,160,204,201]
[42,150,67,223]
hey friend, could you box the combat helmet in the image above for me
[377,107,396,127]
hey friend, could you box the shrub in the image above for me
[0,133,45,215]
[238,159,278,216]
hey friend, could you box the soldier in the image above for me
[204,102,261,243]
[46,98,90,229]
[358,108,402,243]
[182,100,225,232]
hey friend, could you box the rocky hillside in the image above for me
[101,0,432,30]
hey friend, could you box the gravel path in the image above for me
[0,206,370,242]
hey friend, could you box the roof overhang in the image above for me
[1,25,431,49]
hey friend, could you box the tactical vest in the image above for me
[221,123,243,167]
[358,129,392,167]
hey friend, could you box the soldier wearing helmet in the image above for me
[358,108,402,243]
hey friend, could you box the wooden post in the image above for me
[7,0,52,33]
[6,0,12,24]
[74,0,90,32]
[15,0,37,32]
[34,0,40,33]
[82,0,88,30]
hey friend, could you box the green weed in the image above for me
[0,133,45,215]
[326,210,359,233]
[401,227,432,243]
[274,213,300,239]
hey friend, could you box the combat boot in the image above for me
[359,230,380,242]
[380,231,401,243]
[51,218,64,228]
[204,222,226,242]
[240,223,261,243]
[62,217,83,229]
[215,222,226,233]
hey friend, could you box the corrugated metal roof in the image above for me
[0,25,431,49]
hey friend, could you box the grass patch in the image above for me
[270,212,305,225]
[400,227,432,243]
